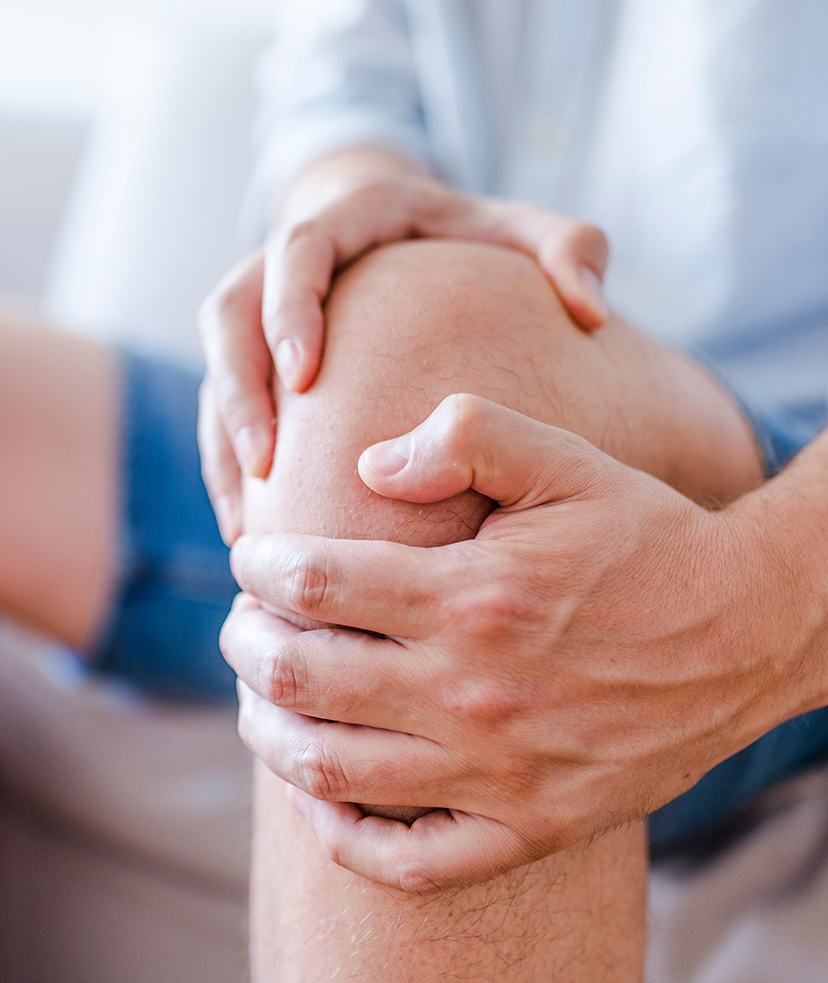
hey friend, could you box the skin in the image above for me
[0,308,117,652]
[197,146,825,895]
[224,240,828,892]
[232,237,762,980]
[198,146,610,544]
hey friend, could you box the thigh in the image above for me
[0,311,117,650]
[0,312,237,699]
[93,351,238,699]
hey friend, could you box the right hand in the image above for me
[197,173,610,544]
[222,394,816,891]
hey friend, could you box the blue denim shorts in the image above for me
[93,350,827,851]
[91,351,238,701]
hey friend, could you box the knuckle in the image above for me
[439,393,488,451]
[199,454,221,498]
[198,282,237,333]
[287,550,335,619]
[297,737,346,801]
[213,372,243,410]
[395,858,444,896]
[571,218,604,241]
[207,267,261,332]
[199,252,263,341]
[499,754,554,807]
[541,219,608,268]
[262,638,305,708]
[277,219,318,252]
[217,618,233,660]
[441,674,525,726]
[218,608,245,666]
[215,278,250,319]
[453,581,532,638]
[348,180,399,209]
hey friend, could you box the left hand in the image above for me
[196,176,609,544]
[223,395,811,892]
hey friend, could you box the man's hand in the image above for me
[197,166,609,544]
[221,394,824,892]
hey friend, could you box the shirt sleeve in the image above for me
[240,0,431,243]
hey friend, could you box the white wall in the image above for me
[0,0,277,362]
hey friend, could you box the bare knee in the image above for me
[244,238,627,541]
[323,239,596,428]
[329,239,762,504]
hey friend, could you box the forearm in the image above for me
[274,145,431,227]
[727,427,828,719]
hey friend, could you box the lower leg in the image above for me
[0,309,117,651]
[253,776,646,980]
[242,241,763,980]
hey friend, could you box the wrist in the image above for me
[275,145,434,228]
[720,460,828,723]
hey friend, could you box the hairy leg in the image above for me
[243,240,762,981]
[0,309,117,650]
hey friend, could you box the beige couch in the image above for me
[0,619,250,982]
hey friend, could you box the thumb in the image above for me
[358,394,614,509]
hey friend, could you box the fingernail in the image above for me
[579,267,608,319]
[235,425,267,476]
[215,495,240,546]
[276,339,302,391]
[362,437,409,477]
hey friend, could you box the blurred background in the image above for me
[4,3,828,982]
[0,0,274,363]
[0,2,276,980]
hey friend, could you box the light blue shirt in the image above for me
[245,0,828,408]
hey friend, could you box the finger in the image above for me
[287,787,536,892]
[236,684,456,806]
[536,219,609,330]
[230,532,453,637]
[262,225,331,393]
[263,181,608,393]
[421,195,609,330]
[359,393,619,510]
[197,377,242,545]
[262,184,427,392]
[198,250,275,478]
[221,597,430,732]
[263,182,609,396]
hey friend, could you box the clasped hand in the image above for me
[221,395,794,893]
